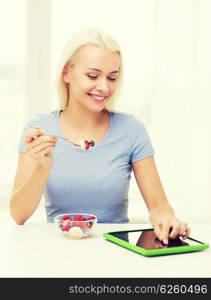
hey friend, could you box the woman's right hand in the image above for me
[25,126,57,168]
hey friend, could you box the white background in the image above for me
[0,0,211,224]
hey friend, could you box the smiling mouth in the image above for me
[87,93,107,102]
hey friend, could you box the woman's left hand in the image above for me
[149,210,191,245]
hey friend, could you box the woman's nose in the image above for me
[96,78,109,94]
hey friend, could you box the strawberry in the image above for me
[84,140,90,150]
[63,219,71,226]
[62,215,71,220]
[63,224,71,231]
[88,216,96,220]
[79,139,91,150]
[74,215,84,221]
[62,219,71,231]
[74,215,85,228]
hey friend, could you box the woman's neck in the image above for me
[60,106,109,134]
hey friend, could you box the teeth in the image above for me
[89,94,106,101]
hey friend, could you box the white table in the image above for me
[0,222,210,278]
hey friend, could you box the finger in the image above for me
[153,224,162,241]
[26,138,55,153]
[155,239,166,249]
[26,136,57,153]
[179,222,188,237]
[33,145,56,159]
[27,126,45,138]
[25,127,45,143]
[29,141,56,156]
[169,222,181,239]
[182,227,191,240]
[156,241,168,249]
[31,135,57,148]
[160,223,170,245]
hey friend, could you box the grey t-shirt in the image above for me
[18,110,155,223]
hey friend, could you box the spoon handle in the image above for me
[24,126,94,148]
[25,126,69,140]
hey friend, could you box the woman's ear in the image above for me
[62,65,71,83]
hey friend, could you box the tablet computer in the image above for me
[103,228,209,257]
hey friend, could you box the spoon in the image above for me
[25,126,95,150]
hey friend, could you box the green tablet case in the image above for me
[103,228,209,257]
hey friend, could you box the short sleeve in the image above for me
[129,115,155,163]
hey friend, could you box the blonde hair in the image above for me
[54,27,124,112]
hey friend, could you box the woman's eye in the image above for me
[88,75,97,79]
[87,75,116,81]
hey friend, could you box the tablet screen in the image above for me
[110,230,202,250]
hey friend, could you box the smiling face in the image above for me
[63,45,120,112]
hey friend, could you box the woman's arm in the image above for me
[132,156,190,244]
[9,153,52,224]
[10,127,56,224]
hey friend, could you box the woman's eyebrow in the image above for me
[86,68,119,74]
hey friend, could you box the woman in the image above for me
[10,28,190,245]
